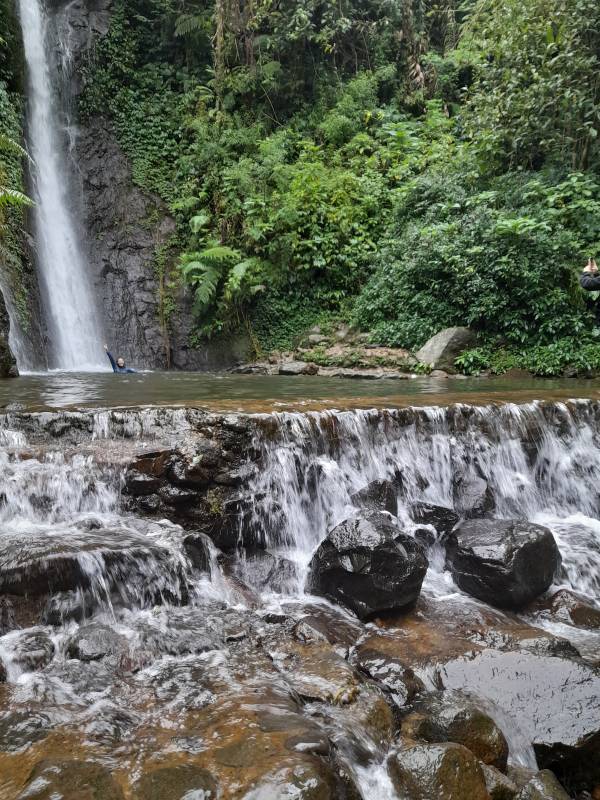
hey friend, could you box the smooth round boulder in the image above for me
[389,741,490,800]
[307,513,428,620]
[400,690,509,770]
[445,519,561,609]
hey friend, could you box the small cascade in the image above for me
[17,0,104,370]
[1,401,599,799]
[247,401,600,599]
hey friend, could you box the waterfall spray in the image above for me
[18,0,104,370]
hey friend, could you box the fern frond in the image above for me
[175,14,205,37]
[198,245,241,265]
[0,134,29,160]
[193,264,221,310]
[0,186,33,208]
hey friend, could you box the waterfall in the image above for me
[18,0,104,371]
[247,402,600,598]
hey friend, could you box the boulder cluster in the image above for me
[307,477,562,619]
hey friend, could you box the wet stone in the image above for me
[0,710,53,752]
[516,771,571,800]
[409,502,459,538]
[482,764,519,800]
[351,479,398,516]
[534,589,600,630]
[132,764,219,800]
[66,623,128,662]
[10,628,55,671]
[16,760,125,800]
[389,740,490,800]
[307,513,428,620]
[445,518,561,609]
[400,689,509,770]
[240,760,345,800]
[453,471,495,518]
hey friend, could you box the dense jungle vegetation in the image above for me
[3,0,600,373]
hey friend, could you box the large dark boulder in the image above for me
[445,519,561,609]
[401,690,509,770]
[307,513,428,620]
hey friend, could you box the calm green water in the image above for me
[0,371,599,412]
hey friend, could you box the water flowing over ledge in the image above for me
[0,400,599,798]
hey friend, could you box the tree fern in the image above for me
[179,244,241,314]
[175,13,206,38]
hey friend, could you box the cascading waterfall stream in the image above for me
[1,402,599,799]
[18,0,104,371]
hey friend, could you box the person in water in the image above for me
[104,344,136,374]
[580,258,600,327]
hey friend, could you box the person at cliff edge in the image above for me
[104,344,136,374]
[580,258,600,329]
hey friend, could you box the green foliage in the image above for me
[81,0,600,368]
[463,0,600,170]
[354,165,599,350]
[456,339,600,378]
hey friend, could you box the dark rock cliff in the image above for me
[53,0,249,370]
[0,290,18,377]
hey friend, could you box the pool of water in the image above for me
[1,371,599,412]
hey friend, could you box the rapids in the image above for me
[0,399,599,798]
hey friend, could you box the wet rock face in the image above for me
[400,690,509,770]
[351,479,398,516]
[0,527,184,600]
[445,519,561,609]
[389,741,490,800]
[409,502,459,538]
[0,290,18,378]
[307,513,428,620]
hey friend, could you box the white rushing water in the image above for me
[18,0,104,370]
[248,402,600,600]
[1,402,599,797]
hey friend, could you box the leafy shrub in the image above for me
[353,168,598,349]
